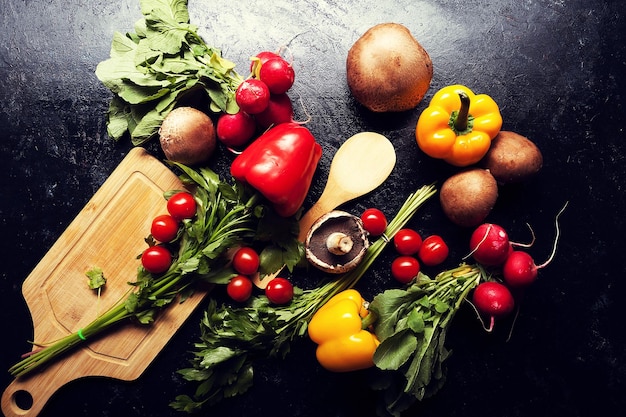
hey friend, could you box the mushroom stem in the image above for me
[326,232,354,255]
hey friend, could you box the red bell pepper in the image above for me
[230,122,323,217]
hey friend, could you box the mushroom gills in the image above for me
[305,211,369,274]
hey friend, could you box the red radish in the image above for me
[216,111,257,148]
[250,51,282,76]
[254,93,294,129]
[472,281,515,332]
[468,223,513,266]
[502,202,569,288]
[235,79,270,114]
[502,251,539,288]
[259,57,295,94]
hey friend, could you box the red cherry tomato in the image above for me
[167,192,197,220]
[141,245,172,274]
[265,277,294,305]
[360,208,388,236]
[232,247,260,275]
[391,256,420,284]
[150,214,180,242]
[227,275,253,303]
[418,235,449,266]
[393,229,423,255]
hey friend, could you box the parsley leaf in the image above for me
[86,267,107,291]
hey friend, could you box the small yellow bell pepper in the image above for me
[307,289,379,372]
[416,84,502,167]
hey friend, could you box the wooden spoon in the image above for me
[254,131,396,288]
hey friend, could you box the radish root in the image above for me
[511,223,536,248]
[463,223,493,260]
[465,298,495,332]
[536,201,569,269]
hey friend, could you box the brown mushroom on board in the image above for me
[305,211,370,274]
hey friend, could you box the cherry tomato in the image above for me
[360,208,388,236]
[232,247,260,275]
[150,214,180,242]
[167,192,197,220]
[391,256,420,284]
[226,275,253,303]
[418,235,449,266]
[141,245,172,274]
[265,277,294,305]
[393,228,423,255]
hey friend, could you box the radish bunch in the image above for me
[216,51,296,148]
[468,203,567,332]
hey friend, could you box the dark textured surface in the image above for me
[1,0,625,416]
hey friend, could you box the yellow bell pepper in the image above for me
[307,289,379,372]
[416,84,502,167]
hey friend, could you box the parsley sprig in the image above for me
[9,164,299,377]
[171,184,437,412]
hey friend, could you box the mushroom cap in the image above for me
[305,210,370,274]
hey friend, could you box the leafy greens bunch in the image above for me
[9,164,298,377]
[369,264,485,417]
[96,0,242,145]
[171,184,437,412]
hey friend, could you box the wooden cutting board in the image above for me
[2,148,210,417]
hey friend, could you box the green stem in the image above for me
[453,91,471,132]
[9,299,133,377]
[275,184,436,335]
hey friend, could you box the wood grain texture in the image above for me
[296,132,396,241]
[2,148,209,417]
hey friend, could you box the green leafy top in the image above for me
[124,163,302,325]
[369,264,485,417]
[95,0,242,145]
[8,163,301,377]
[170,184,438,413]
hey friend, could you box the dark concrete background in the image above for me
[1,0,625,416]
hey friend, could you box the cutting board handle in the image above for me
[2,369,74,417]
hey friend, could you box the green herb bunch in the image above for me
[95,0,242,145]
[9,164,298,377]
[369,264,486,417]
[171,184,437,412]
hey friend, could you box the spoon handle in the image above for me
[297,198,335,242]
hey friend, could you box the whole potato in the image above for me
[440,168,498,228]
[159,107,216,165]
[346,23,433,112]
[481,131,543,184]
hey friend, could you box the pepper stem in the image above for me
[454,91,471,132]
[361,309,378,330]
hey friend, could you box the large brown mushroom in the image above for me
[305,211,369,274]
